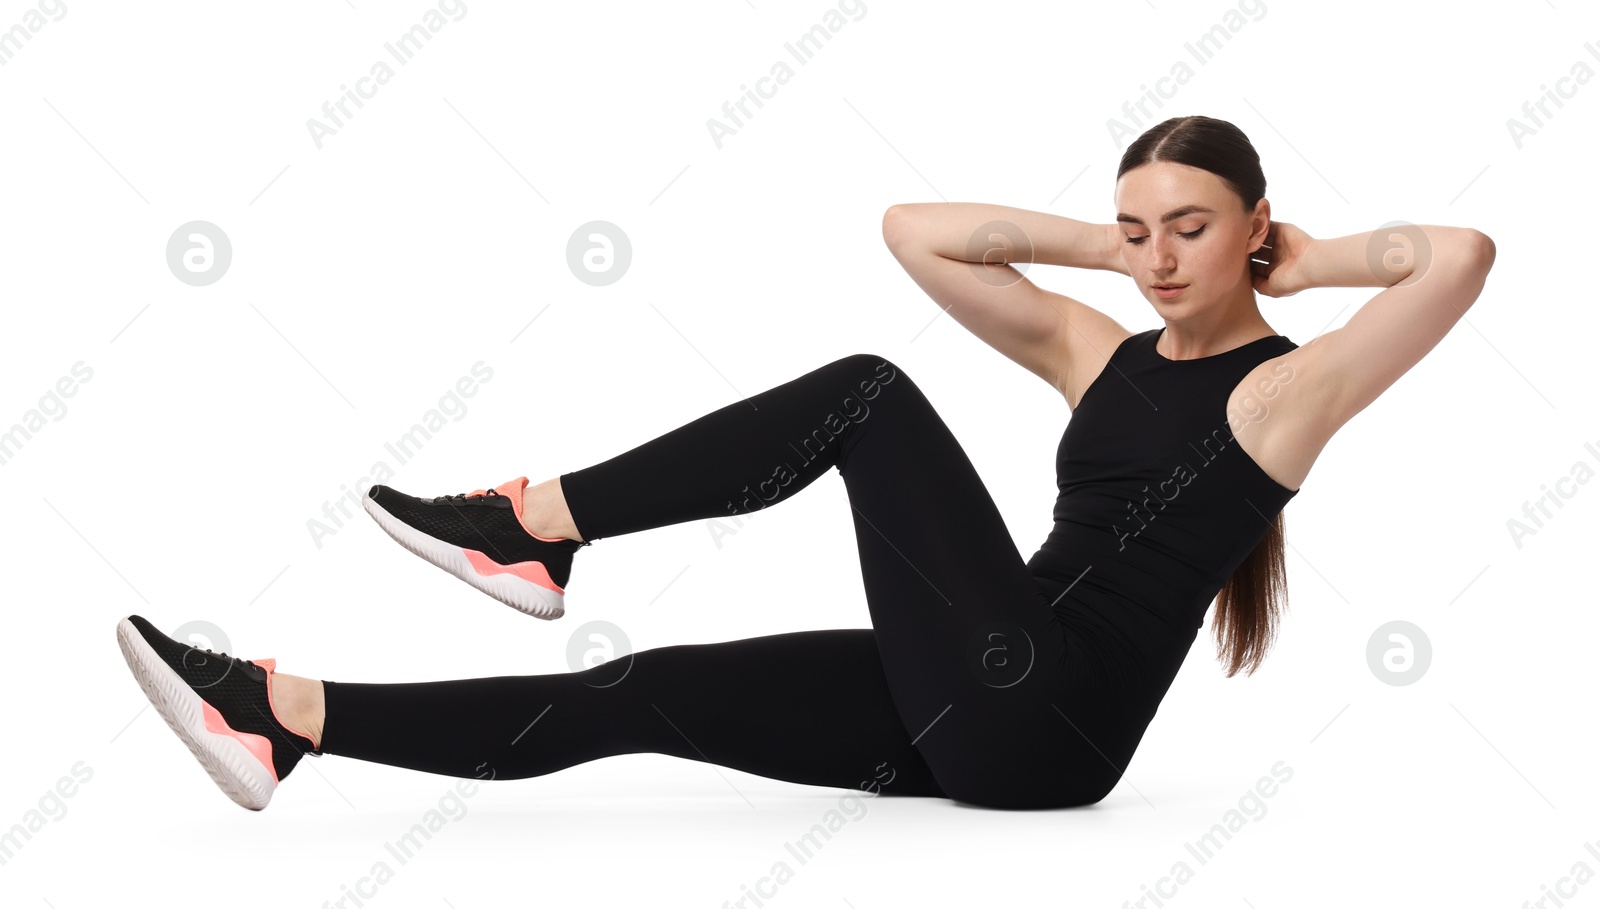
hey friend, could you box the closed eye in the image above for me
[1125,226,1206,245]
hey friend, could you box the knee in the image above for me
[844,352,899,373]
[833,353,905,395]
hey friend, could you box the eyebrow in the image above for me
[1115,204,1216,226]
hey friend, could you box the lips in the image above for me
[1153,283,1186,289]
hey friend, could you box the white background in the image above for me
[2,0,1594,906]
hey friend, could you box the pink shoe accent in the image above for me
[256,657,317,750]
[202,700,279,783]
[463,547,564,593]
[465,476,572,541]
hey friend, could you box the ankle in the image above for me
[269,673,324,751]
[521,477,584,542]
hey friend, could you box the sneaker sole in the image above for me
[115,618,277,811]
[361,493,566,620]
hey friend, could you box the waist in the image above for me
[1033,515,1227,614]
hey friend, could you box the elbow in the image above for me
[1470,229,1496,270]
[1428,228,1495,295]
[882,204,914,251]
[881,204,899,247]
[1457,228,1496,272]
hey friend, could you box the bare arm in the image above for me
[881,202,1133,405]
[1293,224,1497,431]
[885,202,1130,272]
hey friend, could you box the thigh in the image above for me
[832,356,1093,802]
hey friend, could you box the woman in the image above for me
[115,115,1495,811]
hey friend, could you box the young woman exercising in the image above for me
[115,115,1495,811]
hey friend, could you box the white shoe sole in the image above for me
[115,618,278,811]
[362,493,566,620]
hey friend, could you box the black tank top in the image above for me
[1027,327,1300,691]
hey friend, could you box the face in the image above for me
[1114,161,1269,317]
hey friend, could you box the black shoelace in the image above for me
[433,488,505,506]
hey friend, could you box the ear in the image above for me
[1249,198,1272,253]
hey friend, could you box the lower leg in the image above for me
[305,630,945,796]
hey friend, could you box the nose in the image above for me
[1142,233,1178,275]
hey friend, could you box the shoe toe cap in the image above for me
[368,484,413,507]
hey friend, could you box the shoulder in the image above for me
[1059,325,1148,410]
[1227,341,1338,493]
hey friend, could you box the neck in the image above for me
[1157,295,1273,360]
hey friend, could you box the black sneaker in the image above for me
[115,614,319,811]
[362,475,590,620]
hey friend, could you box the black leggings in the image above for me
[320,355,1125,809]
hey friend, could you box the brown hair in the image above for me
[1117,115,1286,678]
